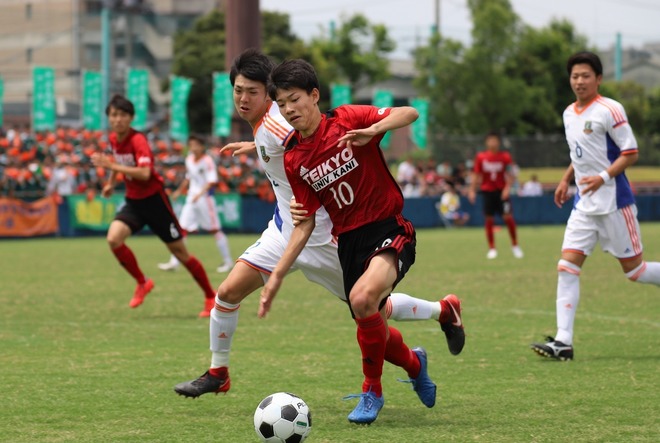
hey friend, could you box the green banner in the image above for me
[331,83,351,109]
[410,98,429,149]
[68,193,124,231]
[68,193,242,231]
[372,89,393,149]
[126,68,149,130]
[33,66,56,131]
[0,76,4,128]
[213,72,233,137]
[82,70,103,130]
[170,75,193,142]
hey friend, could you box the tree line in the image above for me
[171,0,660,143]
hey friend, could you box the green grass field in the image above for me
[518,166,660,184]
[2,225,659,443]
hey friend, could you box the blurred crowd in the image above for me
[0,125,275,203]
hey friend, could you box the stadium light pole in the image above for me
[101,2,111,130]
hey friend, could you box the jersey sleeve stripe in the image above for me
[597,98,625,124]
[264,119,289,140]
[264,115,290,139]
[621,149,638,155]
[612,121,628,128]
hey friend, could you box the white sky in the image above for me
[260,0,660,59]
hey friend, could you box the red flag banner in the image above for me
[0,197,59,237]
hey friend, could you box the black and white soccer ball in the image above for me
[253,392,312,443]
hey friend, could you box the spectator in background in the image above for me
[519,174,544,197]
[46,155,77,198]
[437,180,470,226]
[397,155,423,197]
[450,162,469,193]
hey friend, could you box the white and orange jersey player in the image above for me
[173,49,461,400]
[563,94,637,215]
[158,134,233,274]
[531,51,660,361]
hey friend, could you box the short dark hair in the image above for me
[229,48,274,86]
[567,51,603,76]
[484,130,501,142]
[187,133,206,145]
[268,59,320,101]
[105,94,134,116]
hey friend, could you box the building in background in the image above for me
[0,0,221,126]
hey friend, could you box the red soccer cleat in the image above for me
[129,278,154,308]
[439,294,465,355]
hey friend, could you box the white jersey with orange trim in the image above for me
[563,95,638,215]
[185,153,218,200]
[253,102,333,246]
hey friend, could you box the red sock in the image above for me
[384,327,420,379]
[183,256,216,299]
[112,244,145,284]
[485,217,495,249]
[504,216,518,246]
[209,366,228,379]
[355,313,387,397]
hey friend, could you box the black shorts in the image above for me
[337,214,416,314]
[482,190,512,216]
[115,189,184,243]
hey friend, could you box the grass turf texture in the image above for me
[2,225,659,443]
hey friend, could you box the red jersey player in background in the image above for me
[91,94,217,317]
[468,131,523,259]
[260,59,465,425]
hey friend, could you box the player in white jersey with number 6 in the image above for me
[173,49,464,399]
[531,51,660,361]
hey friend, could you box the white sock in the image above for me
[555,259,581,345]
[210,298,240,368]
[626,261,660,285]
[168,254,179,266]
[387,293,441,321]
[215,231,232,264]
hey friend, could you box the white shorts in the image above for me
[179,195,221,232]
[238,219,346,301]
[562,204,643,259]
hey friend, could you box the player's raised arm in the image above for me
[338,106,419,148]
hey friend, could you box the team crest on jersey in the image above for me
[300,147,359,191]
[259,145,270,162]
[583,121,593,134]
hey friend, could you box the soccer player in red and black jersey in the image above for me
[91,94,217,317]
[259,60,465,425]
[468,132,524,260]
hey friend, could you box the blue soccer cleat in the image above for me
[344,389,385,424]
[410,347,436,408]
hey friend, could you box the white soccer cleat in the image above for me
[216,263,233,273]
[486,249,498,259]
[158,262,180,271]
[512,245,524,259]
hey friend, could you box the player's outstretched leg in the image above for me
[173,369,230,398]
[439,294,465,355]
[530,337,574,361]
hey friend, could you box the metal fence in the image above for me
[430,134,660,168]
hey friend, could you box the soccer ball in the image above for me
[253,392,312,443]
